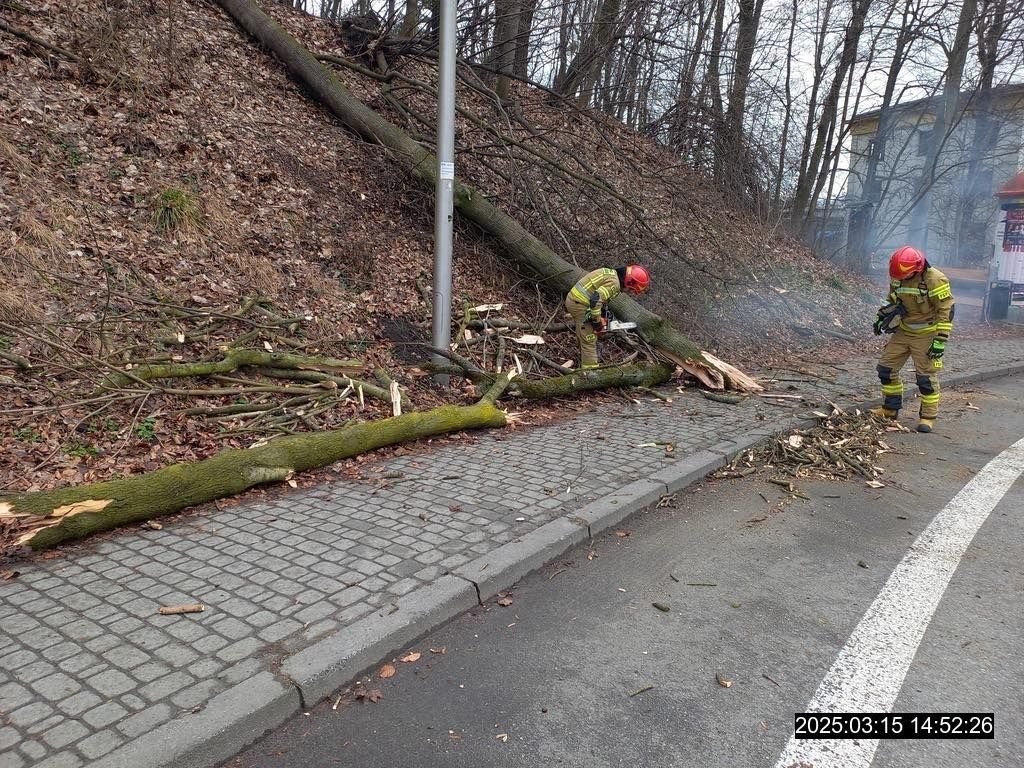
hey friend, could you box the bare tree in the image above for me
[957,0,1008,262]
[716,0,766,206]
[907,0,978,247]
[791,0,873,230]
[845,0,918,269]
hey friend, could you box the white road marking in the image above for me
[775,436,1024,768]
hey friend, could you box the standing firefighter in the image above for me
[871,246,954,433]
[565,264,650,369]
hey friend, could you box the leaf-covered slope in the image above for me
[0,0,877,495]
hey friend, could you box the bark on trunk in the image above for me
[792,0,872,230]
[439,361,675,398]
[215,0,704,365]
[1,401,507,551]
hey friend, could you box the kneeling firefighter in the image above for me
[870,246,954,433]
[565,265,650,369]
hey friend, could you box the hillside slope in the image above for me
[3,0,885,495]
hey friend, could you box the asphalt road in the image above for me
[223,377,1024,768]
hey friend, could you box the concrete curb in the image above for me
[94,672,299,768]
[281,574,479,707]
[454,517,591,602]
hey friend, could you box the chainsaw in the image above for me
[607,319,636,331]
[596,306,636,333]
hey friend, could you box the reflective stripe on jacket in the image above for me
[888,267,954,337]
[568,268,621,308]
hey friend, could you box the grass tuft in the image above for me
[152,186,201,234]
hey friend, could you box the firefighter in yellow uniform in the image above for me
[870,246,954,433]
[565,264,650,368]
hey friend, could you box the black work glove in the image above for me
[928,338,946,360]
[872,314,885,336]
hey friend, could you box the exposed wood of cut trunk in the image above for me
[214,0,708,370]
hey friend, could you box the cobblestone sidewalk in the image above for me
[2,338,1024,768]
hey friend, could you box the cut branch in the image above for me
[99,348,363,389]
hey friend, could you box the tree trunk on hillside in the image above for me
[716,0,765,202]
[907,0,977,249]
[399,0,420,37]
[511,0,538,79]
[771,0,797,213]
[694,0,726,170]
[1,385,510,552]
[792,0,872,231]
[488,0,520,100]
[957,0,1005,263]
[553,0,627,107]
[215,0,705,366]
[845,0,915,270]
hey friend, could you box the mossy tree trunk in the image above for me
[434,361,675,398]
[214,0,704,365]
[1,401,506,551]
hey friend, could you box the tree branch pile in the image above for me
[715,409,906,486]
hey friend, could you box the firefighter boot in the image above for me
[917,418,935,433]
[869,406,898,421]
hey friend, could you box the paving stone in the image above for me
[19,739,47,762]
[116,703,172,739]
[0,681,31,710]
[216,638,266,664]
[103,646,149,671]
[31,672,80,700]
[257,619,303,644]
[217,657,262,685]
[82,700,130,728]
[0,726,21,751]
[131,661,173,684]
[42,719,89,750]
[294,601,337,625]
[76,729,125,760]
[0,749,26,768]
[87,669,135,697]
[84,635,120,655]
[55,689,102,717]
[192,634,229,654]
[152,643,199,668]
[139,671,193,702]
[7,701,54,728]
[169,678,223,710]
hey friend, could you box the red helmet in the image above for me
[624,264,650,294]
[888,246,925,280]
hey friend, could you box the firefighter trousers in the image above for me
[565,296,599,368]
[876,329,941,419]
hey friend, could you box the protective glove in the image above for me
[928,338,946,360]
[872,314,885,336]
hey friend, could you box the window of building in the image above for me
[916,128,933,156]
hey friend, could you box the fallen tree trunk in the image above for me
[215,0,707,368]
[1,395,507,551]
[429,360,675,398]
